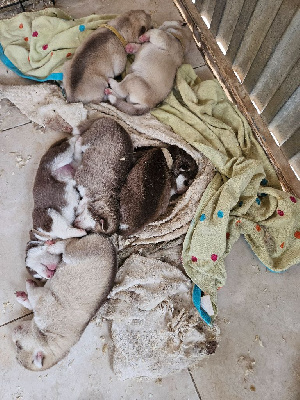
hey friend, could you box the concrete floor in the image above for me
[0,1,299,399]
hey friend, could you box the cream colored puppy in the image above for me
[63,10,151,103]
[13,234,117,371]
[106,21,192,115]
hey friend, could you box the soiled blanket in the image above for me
[0,8,115,81]
[97,254,219,380]
[152,64,300,316]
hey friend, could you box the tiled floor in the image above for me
[0,1,299,399]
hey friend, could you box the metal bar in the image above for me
[173,0,300,196]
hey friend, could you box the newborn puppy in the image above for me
[106,20,192,115]
[32,136,85,241]
[74,117,133,234]
[25,238,61,281]
[168,145,198,196]
[13,234,117,371]
[119,146,197,236]
[63,10,151,103]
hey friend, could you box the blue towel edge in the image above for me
[0,43,63,82]
[192,284,212,326]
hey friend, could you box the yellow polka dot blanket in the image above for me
[0,8,115,81]
[152,64,300,322]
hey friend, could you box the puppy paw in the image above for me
[15,291,33,310]
[139,34,150,43]
[104,88,112,95]
[15,291,28,301]
[26,279,37,287]
[66,227,87,237]
[45,239,56,246]
[108,94,117,105]
[125,43,141,54]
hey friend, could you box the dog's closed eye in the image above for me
[181,22,187,26]
[16,341,23,350]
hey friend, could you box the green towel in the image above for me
[0,8,116,81]
[152,64,300,316]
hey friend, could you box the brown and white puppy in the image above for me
[74,117,133,235]
[106,20,192,115]
[31,136,86,242]
[63,10,151,104]
[119,145,198,236]
[25,238,61,281]
[13,234,117,371]
[168,145,198,197]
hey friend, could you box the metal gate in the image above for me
[174,0,300,196]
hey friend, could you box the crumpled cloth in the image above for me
[97,254,219,380]
[0,80,216,246]
[152,64,300,316]
[0,8,115,81]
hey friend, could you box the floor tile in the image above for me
[0,320,200,400]
[190,236,300,400]
[0,123,65,325]
[0,99,30,132]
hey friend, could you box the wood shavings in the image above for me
[2,300,13,314]
[238,354,255,380]
[9,152,32,168]
[255,335,264,347]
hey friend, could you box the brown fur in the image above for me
[32,139,71,233]
[119,146,198,236]
[119,148,171,236]
[74,117,133,234]
[63,10,151,103]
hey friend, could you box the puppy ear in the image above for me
[33,351,44,369]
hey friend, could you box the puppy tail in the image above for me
[109,96,150,116]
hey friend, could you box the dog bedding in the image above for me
[97,254,219,380]
[0,8,115,81]
[152,64,300,319]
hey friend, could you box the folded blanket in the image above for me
[0,8,115,81]
[0,80,215,249]
[152,64,300,317]
[97,254,219,380]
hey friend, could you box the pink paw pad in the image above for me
[15,291,27,300]
[45,239,56,246]
[125,43,136,53]
[139,34,149,43]
[104,88,112,95]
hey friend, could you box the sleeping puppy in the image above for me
[25,238,61,281]
[168,145,198,196]
[31,136,86,242]
[119,145,198,236]
[74,117,133,235]
[13,234,117,370]
[106,20,192,115]
[63,10,151,103]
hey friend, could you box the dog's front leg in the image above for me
[25,279,46,310]
[15,290,33,310]
[125,43,142,54]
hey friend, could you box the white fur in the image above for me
[26,243,61,280]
